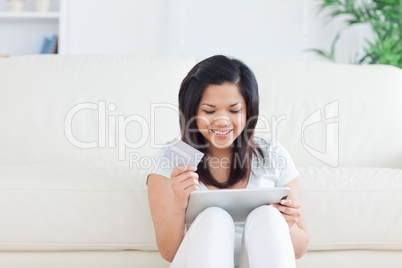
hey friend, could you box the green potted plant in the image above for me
[310,0,402,68]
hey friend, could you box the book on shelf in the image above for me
[37,36,49,54]
[37,34,58,54]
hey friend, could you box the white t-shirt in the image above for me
[147,137,300,267]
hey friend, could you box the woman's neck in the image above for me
[205,145,232,171]
[206,145,232,159]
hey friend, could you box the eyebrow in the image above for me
[201,102,242,108]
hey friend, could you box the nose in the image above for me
[213,115,231,127]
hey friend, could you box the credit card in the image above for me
[163,138,204,168]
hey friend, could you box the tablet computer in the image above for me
[185,187,290,227]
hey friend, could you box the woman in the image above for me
[147,55,309,268]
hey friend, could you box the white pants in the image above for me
[170,205,296,268]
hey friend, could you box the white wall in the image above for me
[61,0,372,63]
[0,0,372,63]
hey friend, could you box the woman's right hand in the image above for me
[170,165,199,212]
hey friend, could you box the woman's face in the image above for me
[196,82,247,151]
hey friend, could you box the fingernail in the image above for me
[281,199,286,204]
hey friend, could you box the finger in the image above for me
[181,176,200,190]
[269,204,300,225]
[184,183,199,193]
[172,171,199,184]
[173,183,199,201]
[273,204,298,216]
[172,177,199,197]
[170,165,197,178]
[173,179,198,192]
[280,199,300,208]
[171,172,199,194]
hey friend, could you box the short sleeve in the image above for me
[146,146,176,186]
[273,140,300,187]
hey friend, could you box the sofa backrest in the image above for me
[1,55,401,169]
[247,59,402,169]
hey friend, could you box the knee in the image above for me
[244,205,289,242]
[247,205,284,224]
[199,206,234,228]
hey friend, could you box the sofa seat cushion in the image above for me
[2,164,401,253]
[299,167,402,251]
[0,164,157,251]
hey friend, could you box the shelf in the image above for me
[0,12,59,19]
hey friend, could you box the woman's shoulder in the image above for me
[253,137,281,151]
[251,137,299,187]
[253,136,273,145]
[252,137,292,161]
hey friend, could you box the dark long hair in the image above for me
[178,55,262,189]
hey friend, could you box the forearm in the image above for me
[289,224,309,259]
[156,205,187,262]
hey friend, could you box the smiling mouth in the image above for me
[211,129,233,135]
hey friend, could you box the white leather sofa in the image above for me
[0,55,401,268]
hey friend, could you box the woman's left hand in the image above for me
[270,199,302,229]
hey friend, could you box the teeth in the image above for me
[212,129,231,135]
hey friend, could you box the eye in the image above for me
[230,109,241,114]
[203,110,215,114]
